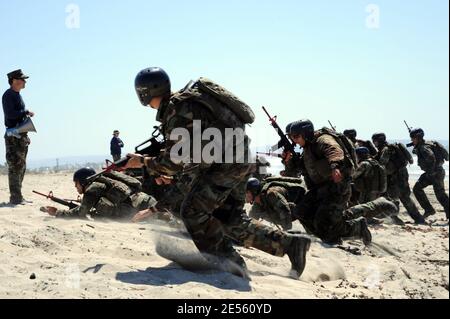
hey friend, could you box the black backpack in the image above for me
[389,143,413,169]
[428,141,449,163]
[318,127,357,171]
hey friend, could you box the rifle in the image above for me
[328,120,337,132]
[256,152,283,159]
[33,191,80,209]
[262,106,299,159]
[87,126,165,182]
[404,120,414,147]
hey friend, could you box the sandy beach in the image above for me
[0,173,448,299]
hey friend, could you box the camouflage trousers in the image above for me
[358,190,382,204]
[413,167,449,217]
[343,197,398,220]
[4,134,29,202]
[180,164,291,259]
[386,167,423,222]
[294,179,363,244]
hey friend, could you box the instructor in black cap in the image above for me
[2,69,35,204]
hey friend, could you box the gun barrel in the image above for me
[32,190,50,198]
[257,152,283,158]
[33,190,79,209]
[262,106,270,118]
[404,120,412,132]
[328,120,336,131]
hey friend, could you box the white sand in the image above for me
[0,173,448,299]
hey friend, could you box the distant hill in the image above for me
[27,155,109,170]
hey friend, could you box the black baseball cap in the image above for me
[7,69,29,80]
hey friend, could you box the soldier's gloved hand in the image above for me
[331,168,343,183]
[282,151,293,163]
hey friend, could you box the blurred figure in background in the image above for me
[110,130,124,161]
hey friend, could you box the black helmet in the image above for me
[355,146,370,158]
[372,132,387,143]
[246,178,262,196]
[410,128,425,139]
[73,167,96,187]
[134,67,171,106]
[289,119,315,141]
[285,123,293,135]
[343,129,357,140]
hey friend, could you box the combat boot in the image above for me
[347,217,372,245]
[213,243,250,279]
[423,210,436,219]
[410,212,426,224]
[286,235,311,279]
[391,215,406,225]
[367,217,384,226]
[358,218,372,246]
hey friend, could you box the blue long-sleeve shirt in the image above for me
[2,88,28,128]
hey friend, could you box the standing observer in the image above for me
[2,69,34,205]
[110,130,124,161]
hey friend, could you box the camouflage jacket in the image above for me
[259,177,304,211]
[56,171,156,218]
[145,88,252,178]
[302,132,347,186]
[413,141,438,174]
[352,158,382,192]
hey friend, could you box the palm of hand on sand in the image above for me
[132,209,155,223]
[40,206,58,216]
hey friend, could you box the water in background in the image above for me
[264,155,449,183]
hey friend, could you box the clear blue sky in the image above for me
[1,0,448,162]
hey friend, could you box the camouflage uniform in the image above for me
[412,141,449,218]
[343,197,399,221]
[352,158,384,204]
[4,133,29,203]
[55,171,157,219]
[375,143,424,222]
[144,88,301,261]
[291,131,368,244]
[249,177,305,230]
